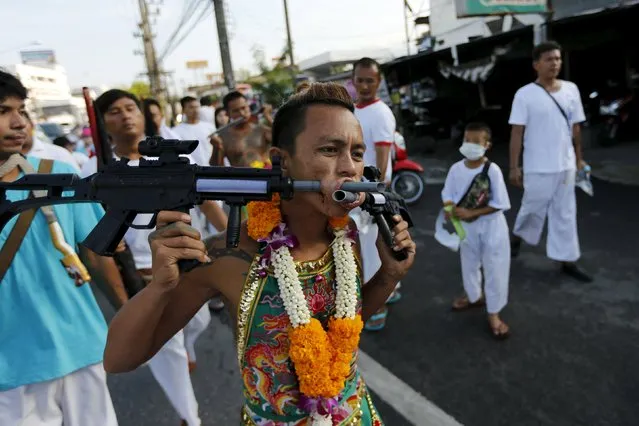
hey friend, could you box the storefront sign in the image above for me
[455,0,549,17]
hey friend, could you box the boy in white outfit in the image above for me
[442,122,511,339]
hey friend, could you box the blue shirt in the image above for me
[0,157,108,391]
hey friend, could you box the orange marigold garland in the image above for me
[246,196,363,424]
[246,194,281,241]
[328,215,350,230]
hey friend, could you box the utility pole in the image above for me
[403,0,412,56]
[282,0,295,68]
[213,0,236,90]
[282,0,296,89]
[135,0,164,102]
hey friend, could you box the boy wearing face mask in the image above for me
[441,122,512,339]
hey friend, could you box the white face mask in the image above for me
[459,142,486,160]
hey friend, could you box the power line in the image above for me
[160,0,212,60]
[159,0,208,60]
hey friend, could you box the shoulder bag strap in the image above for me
[534,82,571,130]
[457,160,491,207]
[0,159,54,283]
[481,160,492,176]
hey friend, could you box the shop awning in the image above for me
[438,56,496,83]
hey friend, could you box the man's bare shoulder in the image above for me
[199,222,260,304]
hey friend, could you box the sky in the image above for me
[0,0,430,93]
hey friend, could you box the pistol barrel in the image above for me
[332,190,359,204]
[293,180,321,192]
[340,182,385,192]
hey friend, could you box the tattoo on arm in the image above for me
[204,235,254,263]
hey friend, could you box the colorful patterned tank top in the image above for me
[236,241,383,425]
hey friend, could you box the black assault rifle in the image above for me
[0,137,412,272]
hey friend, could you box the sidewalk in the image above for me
[585,143,639,186]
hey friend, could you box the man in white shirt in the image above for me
[199,95,215,124]
[52,135,90,169]
[350,57,401,331]
[21,114,81,171]
[508,41,592,282]
[172,96,216,167]
[81,89,224,426]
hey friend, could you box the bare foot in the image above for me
[487,314,510,340]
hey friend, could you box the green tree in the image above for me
[249,45,296,106]
[129,81,151,99]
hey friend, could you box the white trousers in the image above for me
[183,304,211,363]
[513,171,580,262]
[349,209,401,292]
[460,213,510,314]
[0,363,118,426]
[148,330,201,426]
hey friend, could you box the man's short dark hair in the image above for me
[180,96,197,109]
[53,135,73,148]
[200,95,213,106]
[272,82,354,154]
[222,91,246,110]
[0,70,28,103]
[95,89,140,116]
[532,41,562,61]
[465,121,492,141]
[352,57,381,77]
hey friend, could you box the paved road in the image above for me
[98,149,639,426]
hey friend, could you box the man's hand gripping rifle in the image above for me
[332,166,414,261]
[0,137,395,272]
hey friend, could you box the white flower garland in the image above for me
[268,228,359,426]
[271,229,358,327]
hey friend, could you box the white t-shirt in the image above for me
[28,137,81,172]
[509,81,585,173]
[171,121,216,167]
[199,106,215,124]
[80,153,209,270]
[354,99,396,183]
[72,151,90,169]
[441,160,511,220]
[159,124,180,140]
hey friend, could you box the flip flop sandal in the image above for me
[489,323,510,341]
[451,297,486,311]
[364,311,388,331]
[386,291,402,304]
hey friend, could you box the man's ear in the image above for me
[269,146,289,172]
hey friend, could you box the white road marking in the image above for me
[358,351,464,426]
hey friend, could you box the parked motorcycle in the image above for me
[391,131,425,205]
[589,89,637,146]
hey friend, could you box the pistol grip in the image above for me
[374,213,408,262]
[226,204,242,248]
[82,209,136,256]
[175,206,202,273]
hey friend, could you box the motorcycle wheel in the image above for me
[598,121,617,147]
[391,170,425,205]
